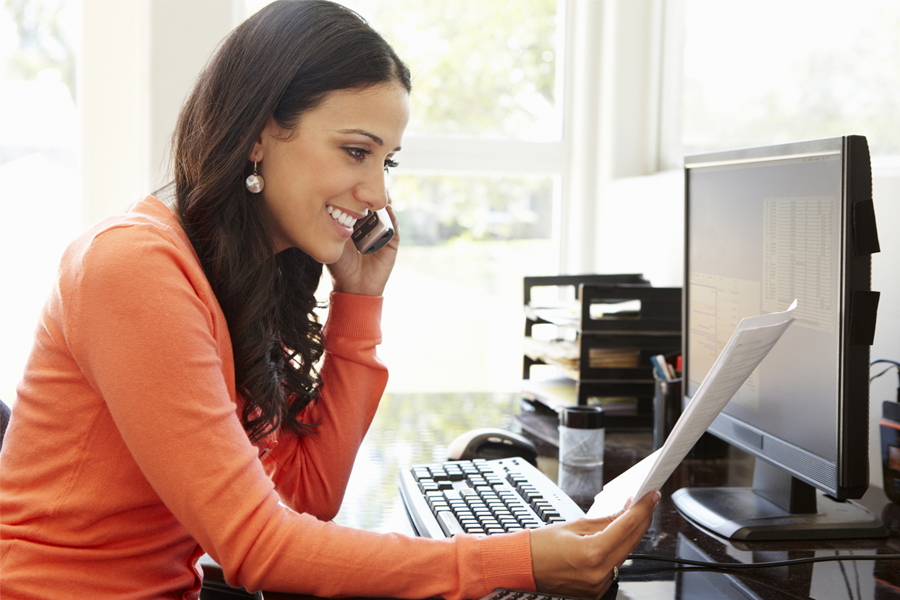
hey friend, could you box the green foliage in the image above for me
[390,173,554,246]
[2,0,77,97]
[356,0,560,140]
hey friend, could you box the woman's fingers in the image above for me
[591,491,658,544]
[531,491,660,598]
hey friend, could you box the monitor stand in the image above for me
[672,459,887,541]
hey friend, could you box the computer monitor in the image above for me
[674,136,885,541]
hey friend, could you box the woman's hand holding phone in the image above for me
[327,202,399,297]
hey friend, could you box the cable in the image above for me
[835,550,862,600]
[871,366,898,382]
[870,359,900,403]
[626,552,900,571]
[871,359,900,369]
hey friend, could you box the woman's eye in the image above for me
[384,158,399,173]
[343,147,371,162]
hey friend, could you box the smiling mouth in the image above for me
[327,206,364,228]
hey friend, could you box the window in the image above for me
[680,0,900,157]
[0,0,81,403]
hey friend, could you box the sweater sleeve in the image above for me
[260,292,389,520]
[68,227,535,599]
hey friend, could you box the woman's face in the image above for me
[253,82,410,262]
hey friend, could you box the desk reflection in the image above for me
[333,392,523,534]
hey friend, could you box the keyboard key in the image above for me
[436,511,465,537]
[547,516,566,524]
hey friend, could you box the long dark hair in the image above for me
[172,0,411,443]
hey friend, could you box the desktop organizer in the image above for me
[518,274,681,444]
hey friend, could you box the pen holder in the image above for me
[558,405,605,508]
[653,373,682,452]
[653,372,730,458]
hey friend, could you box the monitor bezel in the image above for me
[682,136,872,501]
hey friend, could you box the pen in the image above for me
[651,354,671,381]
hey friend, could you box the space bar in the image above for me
[436,511,465,537]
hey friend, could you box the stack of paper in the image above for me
[524,338,640,372]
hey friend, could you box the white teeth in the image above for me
[327,206,357,228]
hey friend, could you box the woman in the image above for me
[0,2,658,598]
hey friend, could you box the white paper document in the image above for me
[587,300,798,518]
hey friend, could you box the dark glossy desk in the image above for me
[203,392,900,600]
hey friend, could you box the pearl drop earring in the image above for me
[245,160,264,194]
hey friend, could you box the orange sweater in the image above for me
[0,196,534,599]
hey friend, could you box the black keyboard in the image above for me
[399,457,585,538]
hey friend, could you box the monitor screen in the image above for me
[676,136,883,540]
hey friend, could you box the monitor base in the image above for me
[672,486,888,541]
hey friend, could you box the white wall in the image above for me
[869,160,900,488]
[593,168,684,287]
[81,0,233,225]
[81,0,149,225]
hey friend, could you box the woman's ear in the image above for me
[247,115,292,162]
[250,115,286,162]
[248,140,263,163]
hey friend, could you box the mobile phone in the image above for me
[352,208,394,254]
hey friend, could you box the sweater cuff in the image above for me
[478,529,536,592]
[324,292,383,341]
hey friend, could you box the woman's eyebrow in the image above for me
[338,128,402,151]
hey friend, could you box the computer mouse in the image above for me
[447,427,538,465]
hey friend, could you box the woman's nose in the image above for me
[354,170,389,211]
